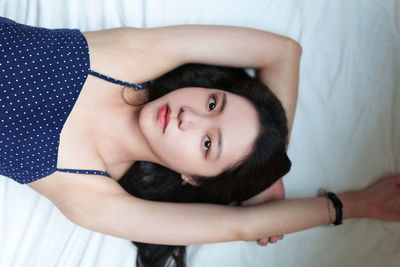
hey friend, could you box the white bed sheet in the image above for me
[0,0,399,266]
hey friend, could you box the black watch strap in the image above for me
[327,192,343,225]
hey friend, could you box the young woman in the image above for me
[1,16,399,267]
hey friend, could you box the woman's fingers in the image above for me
[257,237,269,246]
[257,235,283,246]
[269,235,283,243]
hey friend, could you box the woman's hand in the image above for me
[241,179,285,246]
[361,175,400,221]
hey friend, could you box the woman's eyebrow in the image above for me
[214,92,226,161]
[215,128,222,161]
[219,92,227,114]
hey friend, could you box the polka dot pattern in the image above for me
[0,17,148,184]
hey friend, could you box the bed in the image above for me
[0,0,399,266]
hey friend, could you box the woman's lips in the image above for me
[158,104,171,133]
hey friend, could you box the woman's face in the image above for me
[138,87,259,177]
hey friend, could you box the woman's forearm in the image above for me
[256,40,301,141]
[239,191,365,241]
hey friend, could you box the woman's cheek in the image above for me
[167,138,196,166]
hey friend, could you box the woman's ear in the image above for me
[181,174,202,186]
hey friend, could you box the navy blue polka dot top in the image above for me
[0,17,150,184]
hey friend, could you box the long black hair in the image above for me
[118,64,291,267]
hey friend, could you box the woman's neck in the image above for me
[90,86,161,180]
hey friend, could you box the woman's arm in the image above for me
[256,40,301,141]
[30,173,400,246]
[67,183,363,245]
[83,25,299,86]
[28,172,362,246]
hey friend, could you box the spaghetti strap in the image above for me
[56,168,112,178]
[88,69,150,90]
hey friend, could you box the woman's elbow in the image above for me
[286,38,302,57]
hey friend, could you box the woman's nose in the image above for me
[178,106,210,131]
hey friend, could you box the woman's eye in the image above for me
[208,95,217,111]
[203,136,211,154]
